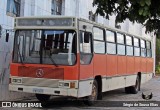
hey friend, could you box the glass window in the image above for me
[117,44,125,55]
[126,35,132,46]
[51,0,62,15]
[93,27,104,40]
[107,43,116,54]
[106,30,115,42]
[94,41,105,53]
[13,30,77,65]
[117,33,124,44]
[80,31,93,64]
[80,32,92,53]
[147,49,152,57]
[134,47,140,56]
[141,48,146,57]
[127,46,133,56]
[6,0,20,17]
[141,39,145,48]
[146,41,151,49]
[134,38,139,47]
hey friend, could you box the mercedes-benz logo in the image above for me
[36,69,44,78]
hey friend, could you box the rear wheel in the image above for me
[36,94,50,102]
[130,75,140,94]
[125,75,140,94]
[83,80,98,106]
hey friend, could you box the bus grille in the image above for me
[18,66,64,79]
[21,77,59,88]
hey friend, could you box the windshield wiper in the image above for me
[49,53,58,67]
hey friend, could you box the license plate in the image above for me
[33,88,44,93]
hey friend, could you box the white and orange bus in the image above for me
[9,16,154,105]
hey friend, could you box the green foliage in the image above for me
[156,38,160,56]
[156,65,160,74]
[93,0,160,34]
[156,38,160,65]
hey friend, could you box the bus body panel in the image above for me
[141,57,147,72]
[135,57,141,72]
[106,55,118,76]
[117,56,127,75]
[93,54,106,77]
[79,60,93,80]
[147,58,154,73]
[10,63,79,80]
[126,56,135,74]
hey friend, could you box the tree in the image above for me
[156,38,160,65]
[93,0,160,34]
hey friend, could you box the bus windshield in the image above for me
[13,30,77,66]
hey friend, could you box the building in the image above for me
[0,0,156,101]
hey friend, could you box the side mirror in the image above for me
[6,32,9,42]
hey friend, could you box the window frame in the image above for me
[140,39,146,57]
[93,27,105,54]
[106,30,117,55]
[106,30,116,43]
[6,0,21,17]
[116,32,126,56]
[51,0,62,15]
[146,41,152,58]
[79,30,93,65]
[133,37,141,57]
[126,35,134,56]
[116,32,125,44]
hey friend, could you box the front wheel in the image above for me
[83,80,98,106]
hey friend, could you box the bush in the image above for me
[156,65,160,74]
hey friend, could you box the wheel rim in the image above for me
[90,83,97,101]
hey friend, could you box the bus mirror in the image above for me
[6,32,9,42]
[84,32,90,43]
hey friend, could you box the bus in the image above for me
[9,16,154,105]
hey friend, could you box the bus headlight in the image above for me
[12,78,22,84]
[58,81,77,88]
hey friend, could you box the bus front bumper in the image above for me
[9,84,78,97]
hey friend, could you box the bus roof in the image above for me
[14,16,152,41]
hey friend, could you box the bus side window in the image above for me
[80,31,92,53]
[126,35,133,56]
[117,33,125,55]
[140,39,146,57]
[80,31,93,64]
[106,30,116,54]
[146,41,152,57]
[134,37,140,56]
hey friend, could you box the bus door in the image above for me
[79,31,93,79]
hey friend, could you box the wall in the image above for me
[0,0,32,101]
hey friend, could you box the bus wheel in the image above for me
[125,75,140,94]
[130,75,140,94]
[125,87,131,94]
[84,80,98,106]
[36,94,50,101]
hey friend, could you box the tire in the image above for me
[36,94,51,102]
[125,86,131,94]
[130,75,140,94]
[83,80,98,106]
[125,75,140,94]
